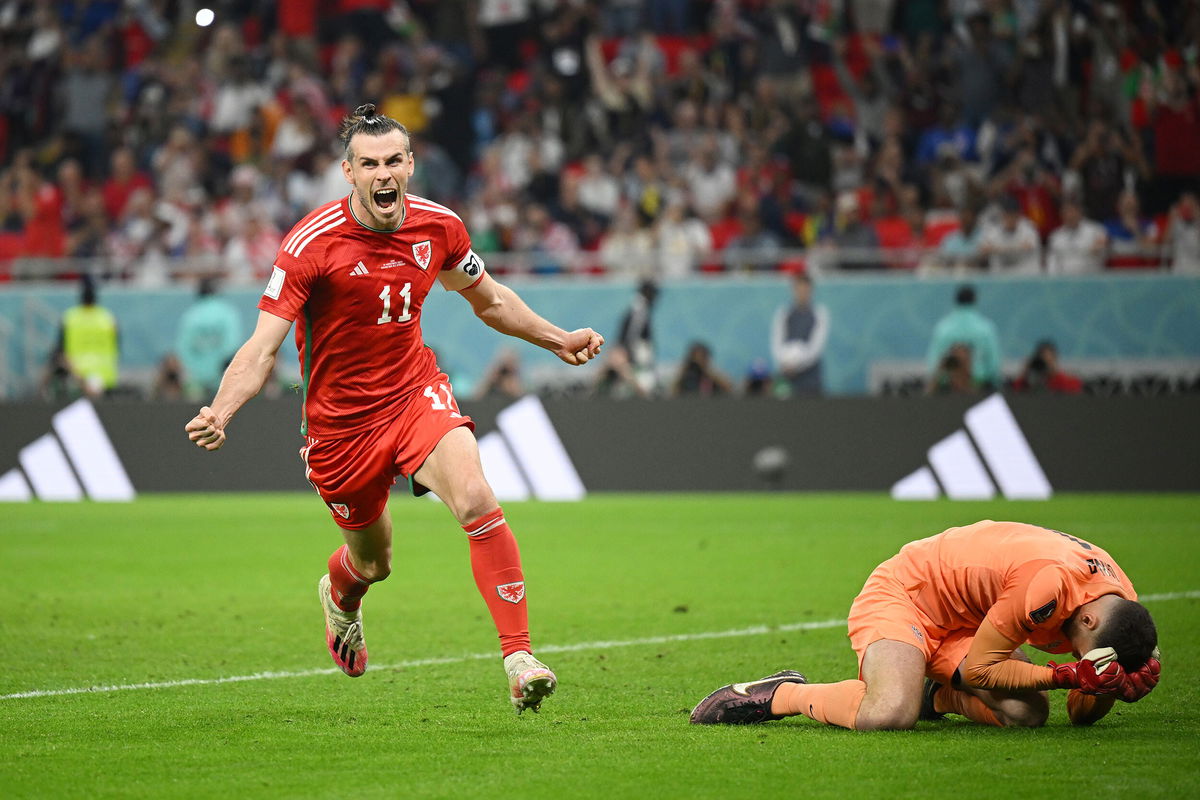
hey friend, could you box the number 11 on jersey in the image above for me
[377,283,413,324]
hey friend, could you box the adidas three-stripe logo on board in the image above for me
[892,394,1051,501]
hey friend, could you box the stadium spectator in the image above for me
[928,342,974,395]
[654,201,712,278]
[599,204,656,279]
[107,188,171,280]
[724,199,783,272]
[184,104,604,715]
[952,12,1013,128]
[829,191,882,271]
[60,35,115,178]
[594,343,649,399]
[831,34,896,147]
[775,94,833,206]
[1146,63,1200,204]
[222,209,283,286]
[474,348,524,401]
[1012,339,1084,394]
[153,353,185,401]
[916,104,977,168]
[174,277,243,401]
[513,201,581,275]
[743,358,774,397]
[672,340,733,397]
[1104,189,1161,269]
[770,272,829,396]
[691,521,1161,729]
[1067,120,1149,224]
[577,153,621,224]
[101,147,154,224]
[933,205,984,272]
[1046,198,1108,275]
[3,0,1198,285]
[979,195,1041,274]
[989,145,1062,240]
[926,284,1002,391]
[1164,192,1200,274]
[684,135,737,222]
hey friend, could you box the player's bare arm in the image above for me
[458,272,604,365]
[185,310,293,450]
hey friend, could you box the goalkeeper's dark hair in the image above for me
[1095,598,1157,670]
[338,103,410,158]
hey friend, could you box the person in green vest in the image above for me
[55,276,119,399]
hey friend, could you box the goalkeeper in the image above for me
[691,520,1161,729]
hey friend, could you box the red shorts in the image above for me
[846,559,975,686]
[299,373,474,529]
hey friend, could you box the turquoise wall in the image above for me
[1,274,1197,398]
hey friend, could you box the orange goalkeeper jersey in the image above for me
[884,520,1137,654]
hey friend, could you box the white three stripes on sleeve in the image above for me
[285,207,346,256]
[406,196,462,221]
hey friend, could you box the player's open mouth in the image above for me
[374,188,398,211]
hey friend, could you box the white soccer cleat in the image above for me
[318,574,367,677]
[504,650,557,714]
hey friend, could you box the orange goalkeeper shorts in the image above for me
[846,559,976,686]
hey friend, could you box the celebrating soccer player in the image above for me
[185,103,604,714]
[690,520,1161,728]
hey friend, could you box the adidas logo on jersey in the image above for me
[349,261,369,276]
[891,394,1051,501]
[0,399,136,502]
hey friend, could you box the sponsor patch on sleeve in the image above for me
[264,265,286,299]
[1029,598,1058,625]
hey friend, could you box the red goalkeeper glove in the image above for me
[1049,647,1126,695]
[1118,649,1161,703]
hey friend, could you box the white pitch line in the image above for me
[0,618,846,701]
[3,590,1196,702]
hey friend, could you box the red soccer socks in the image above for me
[327,544,371,612]
[464,508,531,657]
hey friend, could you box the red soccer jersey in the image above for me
[258,193,486,438]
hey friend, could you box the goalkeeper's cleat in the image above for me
[689,670,807,725]
[319,574,367,677]
[504,651,557,714]
[919,678,945,721]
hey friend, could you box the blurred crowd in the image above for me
[1,0,1199,286]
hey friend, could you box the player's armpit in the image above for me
[960,619,1055,692]
[1067,690,1116,725]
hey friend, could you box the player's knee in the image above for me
[855,701,919,731]
[355,556,392,583]
[456,484,499,526]
[856,712,918,731]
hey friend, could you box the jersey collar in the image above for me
[347,193,407,233]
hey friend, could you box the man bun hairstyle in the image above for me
[1095,598,1158,670]
[338,103,411,157]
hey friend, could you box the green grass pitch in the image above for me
[1,493,1198,799]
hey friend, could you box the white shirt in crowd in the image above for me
[979,217,1042,274]
[1047,219,1108,274]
